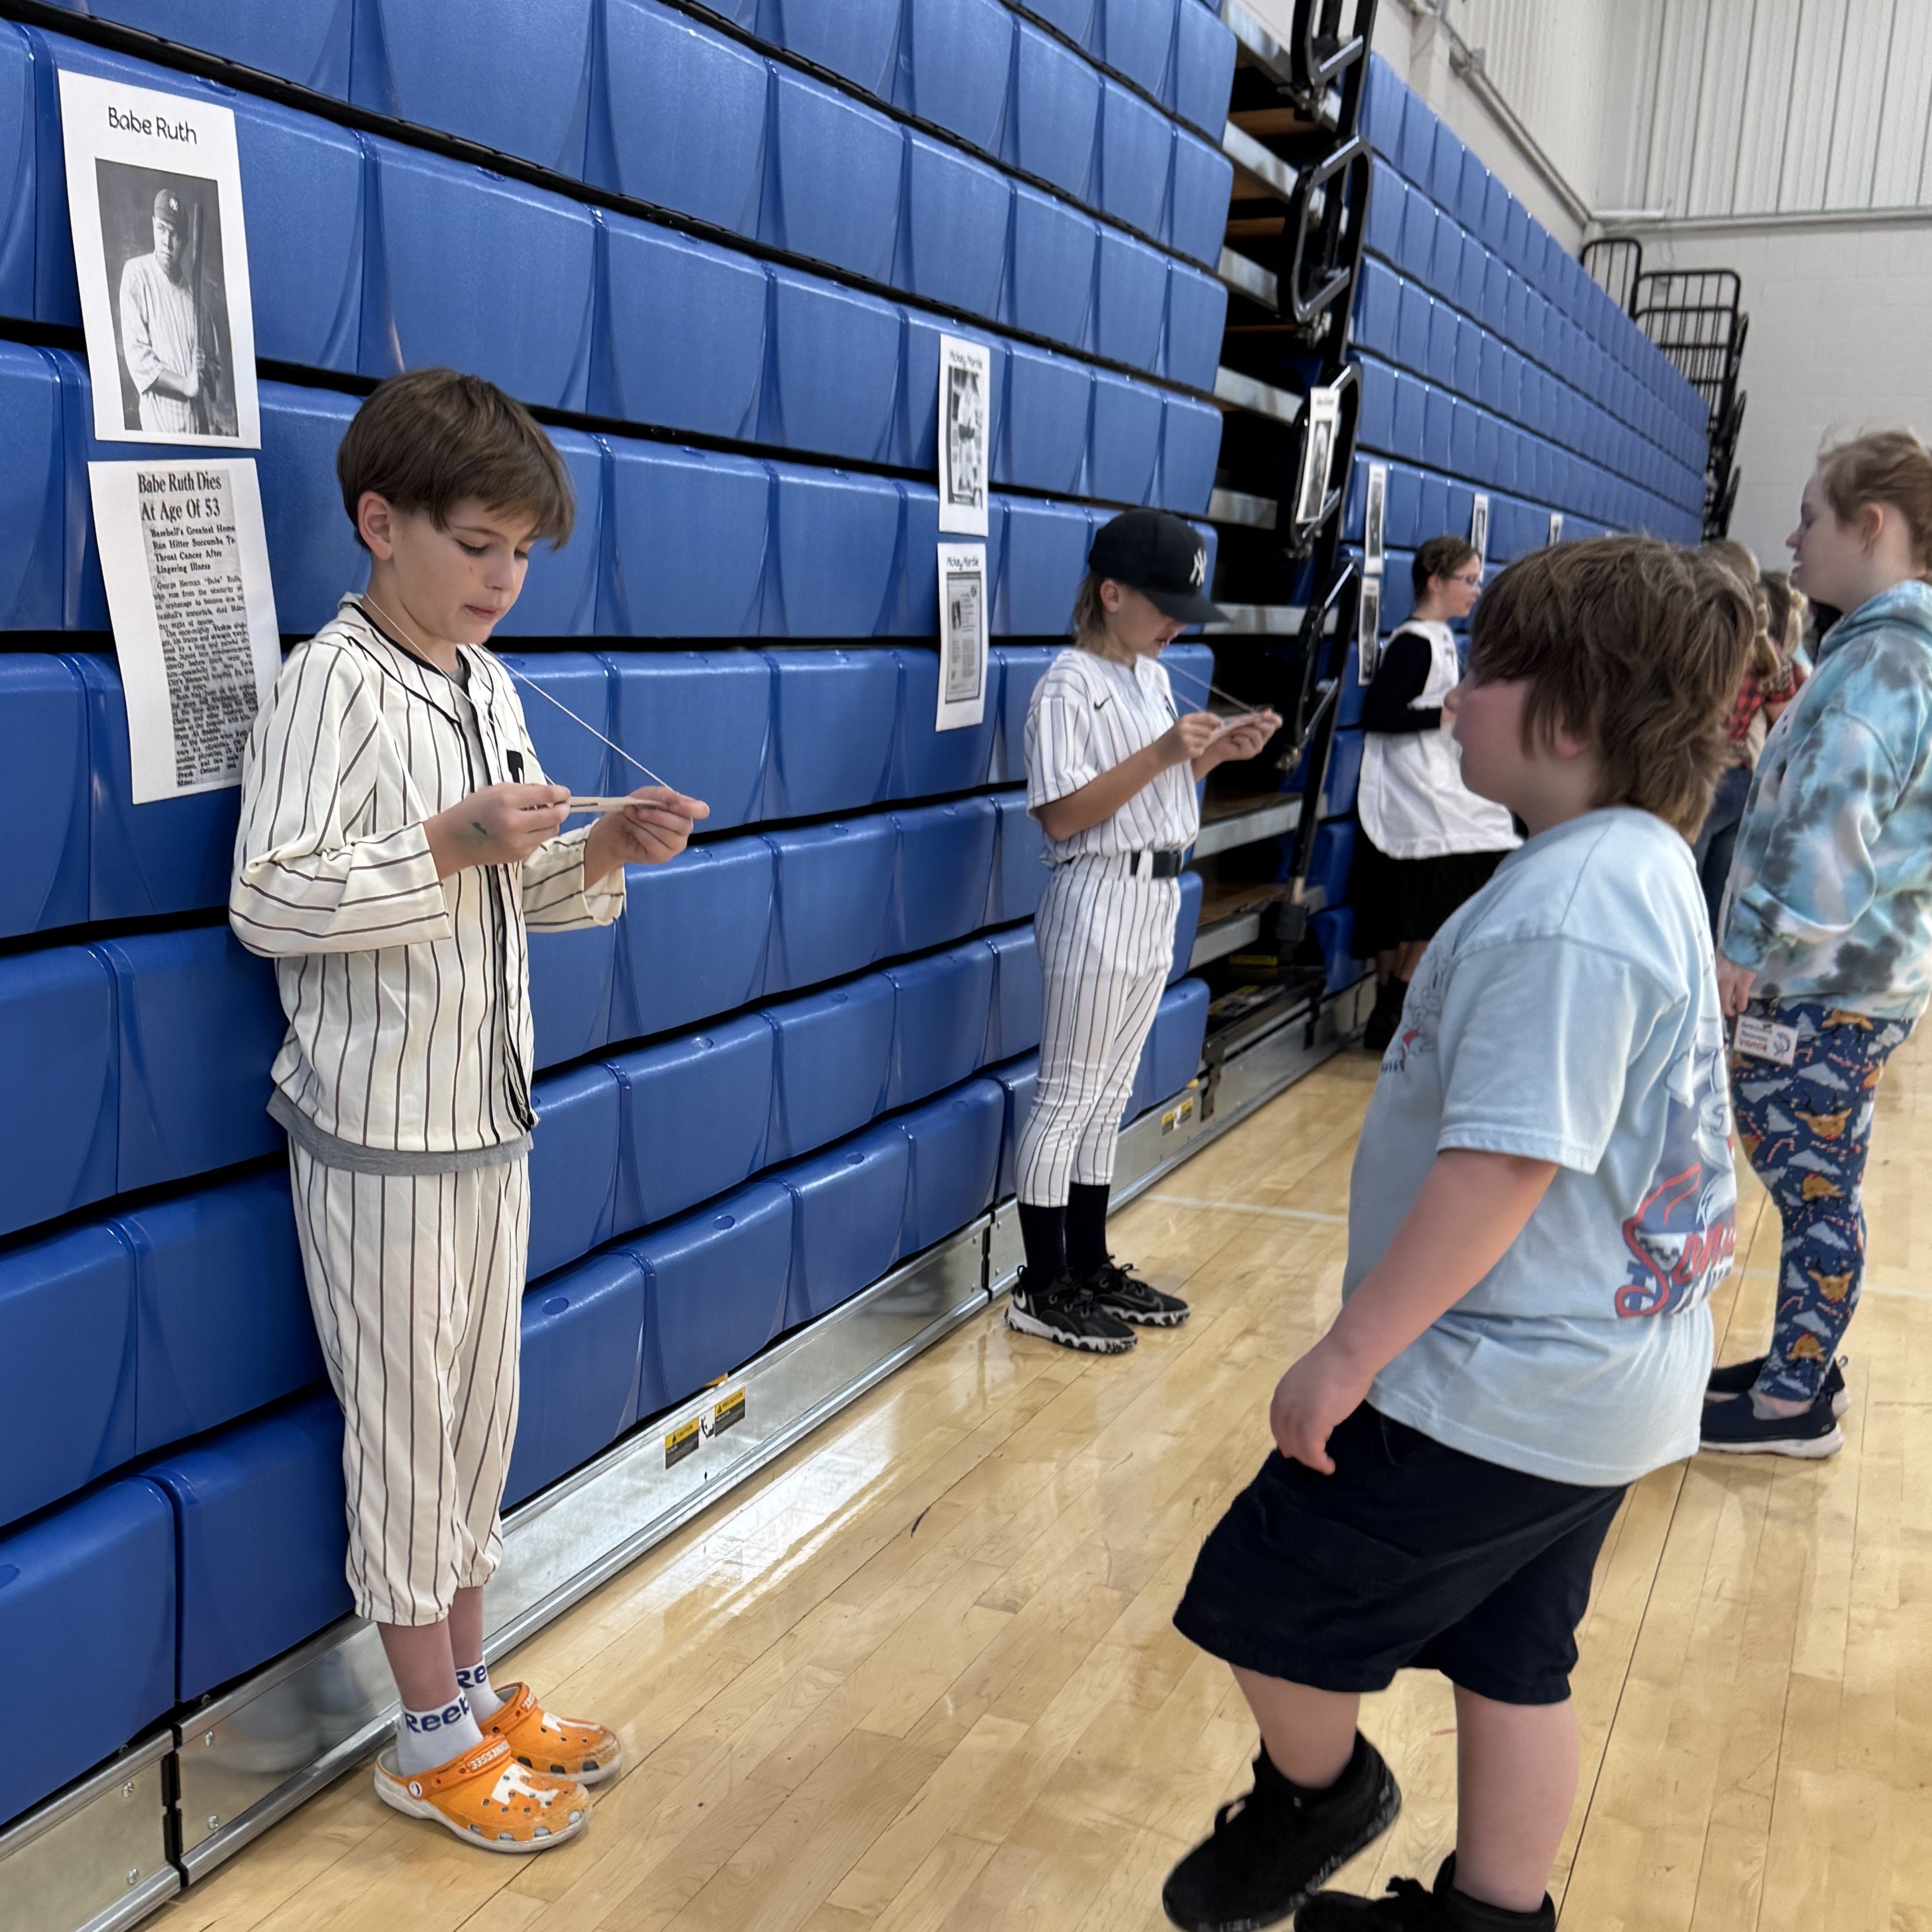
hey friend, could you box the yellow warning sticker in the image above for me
[709,1388,747,1438]
[664,1416,700,1468]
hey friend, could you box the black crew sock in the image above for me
[1017,1202,1067,1278]
[1436,1856,1555,1930]
[1066,1182,1111,1278]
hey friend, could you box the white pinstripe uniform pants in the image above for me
[289,1145,528,1628]
[1016,859,1180,1202]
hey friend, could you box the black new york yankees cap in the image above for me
[1088,509,1224,625]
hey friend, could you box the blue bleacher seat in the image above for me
[122,1171,322,1454]
[0,342,64,631]
[999,498,1090,634]
[1394,278,1430,372]
[762,72,902,283]
[630,1181,792,1414]
[0,1226,134,1530]
[612,837,775,1038]
[602,440,770,636]
[762,268,898,463]
[1430,206,1461,298]
[1387,375,1422,460]
[255,380,367,636]
[991,791,1048,921]
[596,218,767,442]
[0,655,87,935]
[1311,904,1367,993]
[1395,186,1434,284]
[891,647,1000,796]
[1422,384,1452,472]
[1453,313,1482,398]
[1090,372,1164,506]
[1164,640,1215,711]
[779,1121,908,1325]
[764,975,895,1163]
[361,139,594,410]
[149,1391,352,1699]
[1457,146,1489,230]
[1002,346,1091,496]
[38,1,352,93]
[100,929,285,1193]
[769,466,902,638]
[986,923,1042,1058]
[1319,728,1365,820]
[1171,0,1237,137]
[1364,159,1404,264]
[1028,0,1100,41]
[1166,131,1231,268]
[1160,395,1222,513]
[759,0,901,94]
[610,1014,774,1231]
[900,1079,1003,1252]
[1094,229,1168,373]
[1352,258,1401,363]
[1009,187,1098,349]
[503,1252,645,1507]
[0,1480,176,1830]
[1382,464,1420,550]
[1396,86,1434,188]
[993,645,1058,783]
[606,650,772,832]
[529,1062,621,1280]
[1429,123,1464,212]
[1101,0,1178,96]
[765,817,898,992]
[1098,80,1173,239]
[765,647,899,815]
[989,1051,1038,1198]
[890,486,952,643]
[494,432,604,638]
[1425,298,1457,388]
[588,0,768,234]
[1007,23,1100,201]
[892,800,999,953]
[0,946,117,1238]
[528,924,617,1068]
[1147,976,1209,1101]
[898,135,1012,318]
[1304,817,1356,907]
[1170,867,1202,981]
[495,653,612,797]
[1457,232,1487,320]
[898,0,1013,151]
[884,943,996,1107]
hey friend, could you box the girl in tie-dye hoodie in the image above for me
[1704,430,1932,1458]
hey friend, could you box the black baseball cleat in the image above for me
[1006,1266,1137,1355]
[1699,1389,1843,1458]
[1163,1734,1401,1932]
[1087,1257,1191,1327]
[1706,1352,1848,1418]
[1297,1857,1553,1930]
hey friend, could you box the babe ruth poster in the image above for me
[1356,572,1382,686]
[89,460,281,802]
[59,69,260,447]
[1364,462,1388,576]
[1470,491,1491,562]
[1294,383,1340,527]
[936,335,991,536]
[936,542,989,732]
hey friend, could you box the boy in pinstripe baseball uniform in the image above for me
[232,370,708,1853]
[1012,510,1280,1354]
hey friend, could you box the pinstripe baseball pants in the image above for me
[1016,860,1180,1202]
[289,1146,528,1628]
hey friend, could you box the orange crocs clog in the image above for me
[482,1681,624,1787]
[373,1732,590,1852]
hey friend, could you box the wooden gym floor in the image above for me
[154,1031,1931,1932]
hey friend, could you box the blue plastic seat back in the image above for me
[1163,264,1226,389]
[0,342,62,631]
[503,1253,646,1507]
[1163,640,1215,714]
[0,1226,135,1530]
[1101,0,1178,96]
[761,72,902,284]
[999,498,1089,635]
[1002,346,1092,496]
[0,655,86,935]
[1168,130,1234,267]
[602,441,770,637]
[991,791,1048,922]
[764,817,898,994]
[756,0,901,94]
[1318,729,1365,821]
[606,650,772,832]
[762,268,899,464]
[779,1121,908,1325]
[890,799,998,954]
[884,942,996,1108]
[0,946,118,1238]
[493,653,612,797]
[765,648,900,816]
[1160,395,1221,514]
[610,1013,774,1232]
[1090,371,1164,507]
[1007,24,1100,201]
[1027,0,1099,43]
[123,1171,323,1456]
[1094,229,1168,373]
[1151,975,1210,1100]
[986,923,1042,1058]
[612,836,775,1039]
[1311,905,1366,993]
[898,0,1013,152]
[900,1079,1003,1253]
[148,1390,352,1699]
[352,0,595,175]
[988,1050,1038,1198]
[992,646,1058,782]
[899,135,1011,319]
[1008,187,1097,350]
[101,929,286,1194]
[528,924,618,1069]
[763,974,895,1163]
[40,1,351,92]
[528,1062,622,1280]
[589,0,768,234]
[361,138,595,411]
[769,467,904,639]
[890,647,1000,797]
[1098,80,1173,239]
[254,381,368,638]
[1170,867,1202,983]
[489,443,602,637]
[629,1180,792,1415]
[1172,0,1237,136]
[0,1479,176,1829]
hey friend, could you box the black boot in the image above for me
[1162,1733,1401,1932]
[1361,978,1409,1055]
[1296,1856,1554,1930]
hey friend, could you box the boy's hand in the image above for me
[1269,1336,1376,1474]
[1157,711,1223,767]
[426,783,570,876]
[584,786,711,884]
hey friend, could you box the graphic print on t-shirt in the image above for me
[1616,1016,1735,1318]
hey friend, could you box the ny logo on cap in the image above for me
[1189,546,1206,588]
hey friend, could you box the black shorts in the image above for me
[1175,1405,1625,1706]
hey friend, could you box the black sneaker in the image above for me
[1007,1266,1136,1355]
[1706,1352,1849,1418]
[1361,981,1407,1055]
[1699,1389,1843,1458]
[1087,1257,1190,1327]
[1298,1857,1552,1929]
[1162,1733,1401,1932]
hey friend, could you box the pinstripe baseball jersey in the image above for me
[231,596,625,1170]
[118,252,201,437]
[1024,648,1199,859]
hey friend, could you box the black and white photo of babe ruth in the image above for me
[946,361,984,510]
[100,163,238,439]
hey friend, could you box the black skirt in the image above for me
[1349,832,1505,956]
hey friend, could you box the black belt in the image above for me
[1127,848,1186,878]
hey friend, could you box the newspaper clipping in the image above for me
[936,335,991,536]
[935,542,989,732]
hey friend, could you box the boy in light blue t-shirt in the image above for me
[1163,541,1757,1932]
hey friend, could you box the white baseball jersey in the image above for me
[1025,647,1200,859]
[118,251,201,436]
[231,597,625,1169]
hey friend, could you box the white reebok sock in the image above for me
[394,1690,484,1775]
[455,1659,505,1721]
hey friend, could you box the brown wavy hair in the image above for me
[1468,537,1757,837]
[1816,428,1932,577]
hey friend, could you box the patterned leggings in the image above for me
[1730,999,1914,1403]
